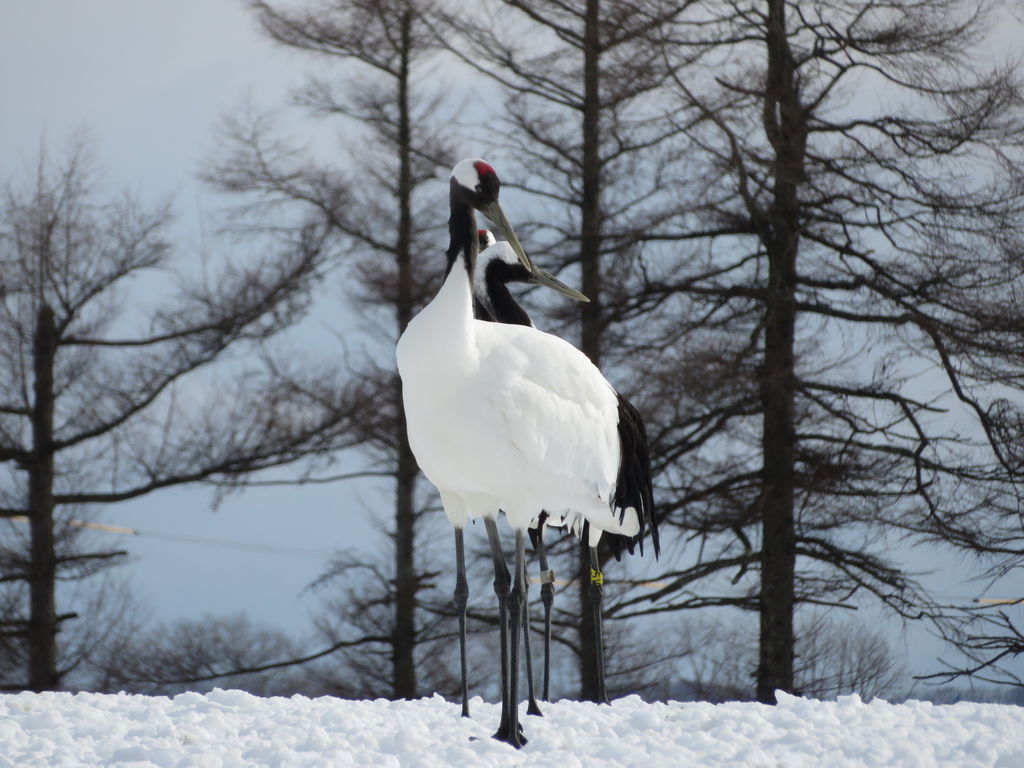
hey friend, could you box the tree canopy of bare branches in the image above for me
[620,0,1024,701]
[0,139,361,691]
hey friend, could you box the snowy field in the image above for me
[2,690,1024,767]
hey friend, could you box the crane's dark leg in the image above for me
[535,515,554,702]
[521,549,543,717]
[485,518,525,748]
[588,535,611,705]
[454,527,470,718]
[506,530,529,741]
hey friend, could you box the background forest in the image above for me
[3,0,1024,705]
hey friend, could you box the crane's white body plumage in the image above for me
[397,258,638,539]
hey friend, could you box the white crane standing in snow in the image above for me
[397,158,648,747]
[473,230,659,705]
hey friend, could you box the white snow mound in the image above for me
[2,689,1024,767]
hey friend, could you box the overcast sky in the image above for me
[2,1,295,195]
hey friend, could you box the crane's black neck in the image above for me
[445,189,477,282]
[476,262,534,327]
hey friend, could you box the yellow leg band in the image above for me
[590,568,604,586]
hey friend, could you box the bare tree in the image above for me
[206,0,457,699]
[627,0,1024,702]
[95,612,313,696]
[433,0,696,702]
[795,613,907,700]
[0,138,358,691]
[678,613,907,702]
[303,547,496,699]
[922,603,1024,689]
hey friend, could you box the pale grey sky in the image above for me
[3,1,294,195]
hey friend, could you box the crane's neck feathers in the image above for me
[446,178,478,281]
[476,257,534,327]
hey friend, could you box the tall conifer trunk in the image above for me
[577,0,605,702]
[756,0,805,703]
[27,304,58,692]
[392,7,419,699]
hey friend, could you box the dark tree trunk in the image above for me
[756,0,804,704]
[577,0,605,702]
[392,7,418,700]
[393,432,418,699]
[27,304,59,692]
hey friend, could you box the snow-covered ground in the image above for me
[2,690,1023,767]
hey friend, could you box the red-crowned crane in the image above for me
[473,229,659,705]
[397,159,649,747]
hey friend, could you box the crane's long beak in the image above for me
[529,266,591,302]
[479,200,590,303]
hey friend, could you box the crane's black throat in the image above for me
[475,260,534,327]
[446,181,479,280]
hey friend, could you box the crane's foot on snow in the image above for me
[492,721,527,749]
[526,700,543,717]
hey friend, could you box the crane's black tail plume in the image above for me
[608,393,659,560]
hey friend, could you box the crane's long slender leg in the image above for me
[507,529,528,742]
[521,554,542,717]
[588,537,611,705]
[484,518,524,747]
[534,513,554,702]
[454,527,470,718]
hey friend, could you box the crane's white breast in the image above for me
[398,309,625,532]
